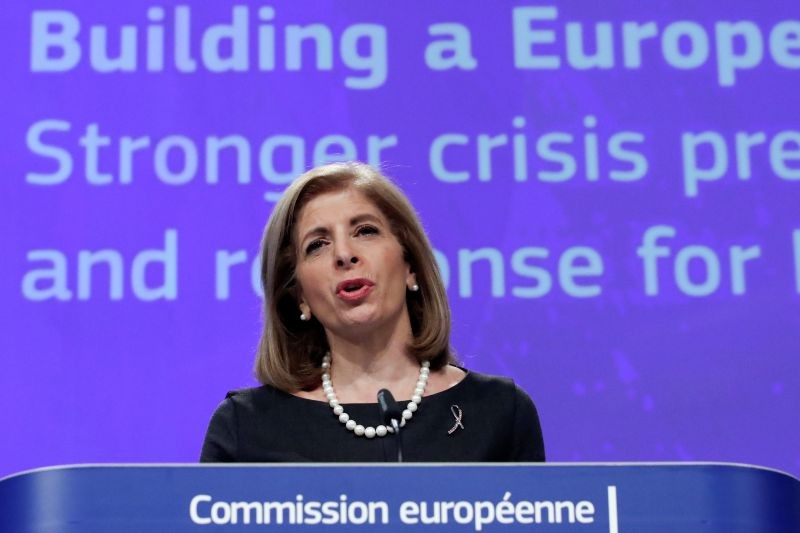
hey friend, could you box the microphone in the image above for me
[377,389,404,462]
[377,389,403,425]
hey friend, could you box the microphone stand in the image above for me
[390,419,402,463]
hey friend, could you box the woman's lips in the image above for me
[337,284,374,302]
[336,279,375,302]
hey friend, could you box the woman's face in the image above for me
[293,188,416,339]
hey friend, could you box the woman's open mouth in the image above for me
[336,278,375,302]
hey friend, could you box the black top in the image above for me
[200,370,545,463]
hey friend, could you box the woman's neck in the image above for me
[323,316,420,403]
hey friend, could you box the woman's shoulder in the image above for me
[454,368,537,407]
[223,384,273,401]
[459,368,516,391]
[458,368,545,460]
[201,384,304,462]
[213,383,295,415]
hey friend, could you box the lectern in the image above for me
[1,463,798,531]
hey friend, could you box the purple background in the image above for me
[2,1,798,478]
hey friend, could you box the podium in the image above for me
[1,463,798,531]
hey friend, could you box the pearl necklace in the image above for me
[321,354,430,438]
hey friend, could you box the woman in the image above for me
[201,162,544,462]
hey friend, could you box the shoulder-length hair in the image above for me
[254,162,455,391]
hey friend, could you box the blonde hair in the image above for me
[255,162,455,391]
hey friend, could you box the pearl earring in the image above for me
[300,313,309,321]
[410,283,419,292]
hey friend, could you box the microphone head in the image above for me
[377,388,403,424]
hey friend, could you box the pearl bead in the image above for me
[365,427,376,438]
[329,400,339,408]
[339,413,349,423]
[321,361,330,369]
[411,394,422,404]
[421,367,430,376]
[416,380,426,389]
[322,373,330,382]
[400,418,407,427]
[422,360,430,368]
[414,387,424,396]
[387,425,395,434]
[355,425,365,436]
[402,409,412,420]
[333,405,344,416]
[346,420,356,431]
[326,392,336,401]
[376,425,387,437]
[407,402,417,413]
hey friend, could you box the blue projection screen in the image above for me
[1,1,798,478]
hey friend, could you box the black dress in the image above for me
[200,370,545,463]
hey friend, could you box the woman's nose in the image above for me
[336,255,360,268]
[334,242,359,268]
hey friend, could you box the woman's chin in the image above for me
[340,311,382,329]
[333,308,398,334]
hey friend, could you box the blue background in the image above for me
[1,1,798,478]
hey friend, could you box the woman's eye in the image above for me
[356,225,379,236]
[305,239,325,255]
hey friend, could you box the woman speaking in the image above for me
[201,162,545,462]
